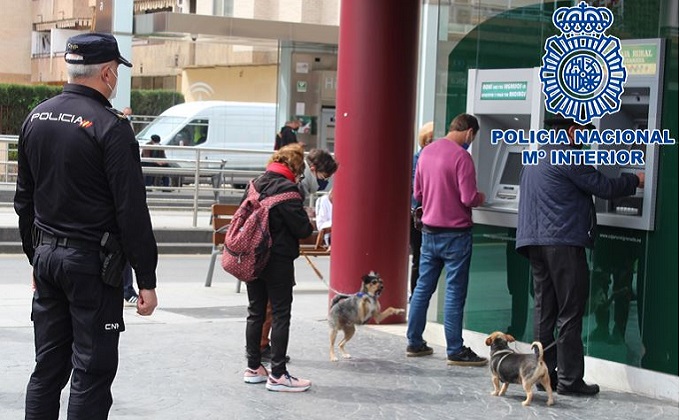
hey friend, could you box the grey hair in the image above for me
[66,61,108,82]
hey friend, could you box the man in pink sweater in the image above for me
[406,113,487,366]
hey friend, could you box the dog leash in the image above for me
[298,249,357,297]
[301,257,351,298]
[509,340,557,352]
[542,341,557,352]
[323,280,352,298]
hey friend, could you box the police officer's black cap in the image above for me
[544,115,595,130]
[64,33,132,67]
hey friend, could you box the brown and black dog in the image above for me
[328,272,405,362]
[485,331,554,407]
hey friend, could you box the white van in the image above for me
[136,101,276,186]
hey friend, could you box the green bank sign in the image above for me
[621,43,659,76]
[481,81,528,100]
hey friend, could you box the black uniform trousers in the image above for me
[245,254,294,378]
[527,245,589,389]
[27,243,124,420]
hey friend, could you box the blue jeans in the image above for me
[407,229,472,356]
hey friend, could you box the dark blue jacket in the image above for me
[411,148,423,209]
[516,144,639,253]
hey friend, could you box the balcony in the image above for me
[34,18,93,32]
[134,0,177,14]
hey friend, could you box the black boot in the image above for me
[557,380,600,396]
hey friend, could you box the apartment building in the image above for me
[0,3,33,84]
[0,0,339,102]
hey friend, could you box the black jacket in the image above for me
[14,84,158,289]
[274,126,298,150]
[248,172,313,259]
[516,144,639,252]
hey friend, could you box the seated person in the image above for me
[194,126,208,145]
[314,190,333,246]
[141,134,169,187]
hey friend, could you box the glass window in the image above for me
[214,0,234,17]
[433,0,673,372]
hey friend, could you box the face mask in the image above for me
[317,178,329,191]
[106,67,118,100]
[462,129,474,150]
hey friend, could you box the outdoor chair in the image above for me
[205,203,239,289]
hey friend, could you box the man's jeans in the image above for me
[407,229,472,357]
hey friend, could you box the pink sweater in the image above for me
[413,138,483,229]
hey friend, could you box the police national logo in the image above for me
[540,2,627,125]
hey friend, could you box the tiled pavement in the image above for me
[0,253,677,420]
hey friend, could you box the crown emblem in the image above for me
[539,1,627,125]
[553,1,613,37]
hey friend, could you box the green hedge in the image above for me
[130,89,185,117]
[0,84,184,135]
[0,84,62,134]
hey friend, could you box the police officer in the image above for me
[14,33,159,419]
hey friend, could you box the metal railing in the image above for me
[0,134,274,227]
[0,135,18,187]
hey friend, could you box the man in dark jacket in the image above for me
[274,119,301,150]
[516,117,643,397]
[141,134,169,186]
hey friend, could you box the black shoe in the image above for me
[406,342,434,357]
[261,345,290,364]
[557,380,600,396]
[123,294,138,307]
[446,346,488,366]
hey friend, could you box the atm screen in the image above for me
[499,152,523,186]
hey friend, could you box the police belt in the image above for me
[37,230,102,252]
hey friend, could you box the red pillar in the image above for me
[330,0,421,322]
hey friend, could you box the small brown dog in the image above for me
[485,331,554,407]
[328,272,405,362]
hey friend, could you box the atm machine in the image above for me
[464,52,665,342]
[592,39,665,231]
[467,42,664,232]
[318,107,336,153]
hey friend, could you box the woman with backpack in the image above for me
[242,143,314,392]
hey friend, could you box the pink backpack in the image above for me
[221,180,302,282]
